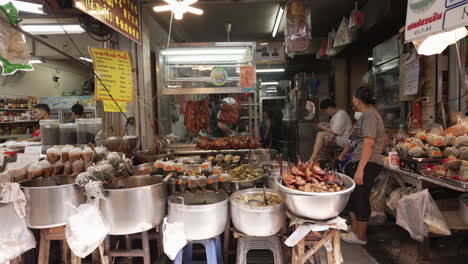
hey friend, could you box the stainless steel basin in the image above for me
[21,176,85,228]
[101,175,167,235]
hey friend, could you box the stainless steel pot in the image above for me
[231,177,264,192]
[133,163,155,175]
[249,149,277,167]
[261,161,288,191]
[168,192,229,240]
[230,188,285,236]
[275,173,355,220]
[101,175,167,235]
[21,176,85,228]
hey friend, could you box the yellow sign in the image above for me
[103,100,127,112]
[90,48,134,103]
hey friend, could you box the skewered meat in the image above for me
[196,135,261,150]
[184,99,210,135]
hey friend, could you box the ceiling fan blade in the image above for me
[153,5,172,12]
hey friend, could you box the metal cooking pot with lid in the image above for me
[21,176,85,228]
[100,175,167,235]
[168,191,229,240]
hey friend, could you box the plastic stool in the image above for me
[236,236,284,264]
[174,236,223,264]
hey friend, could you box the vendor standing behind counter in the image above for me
[21,104,51,142]
[341,86,385,246]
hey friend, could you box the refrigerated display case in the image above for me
[157,42,259,149]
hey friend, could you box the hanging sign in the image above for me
[405,0,468,42]
[90,48,134,103]
[404,52,420,95]
[210,68,228,86]
[74,0,140,44]
[103,100,127,112]
[239,66,255,88]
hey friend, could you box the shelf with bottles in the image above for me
[0,96,38,110]
[0,123,38,139]
[0,111,36,123]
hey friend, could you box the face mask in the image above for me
[354,112,363,120]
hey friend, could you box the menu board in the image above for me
[239,66,255,88]
[74,0,140,44]
[90,48,134,103]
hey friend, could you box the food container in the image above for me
[249,149,278,167]
[59,123,77,145]
[95,136,139,153]
[21,176,85,228]
[230,188,285,236]
[168,192,229,240]
[262,161,289,191]
[275,173,355,220]
[77,118,102,144]
[100,175,167,235]
[134,163,155,175]
[40,119,60,146]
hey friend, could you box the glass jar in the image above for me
[40,119,60,146]
[76,118,102,144]
[59,123,77,145]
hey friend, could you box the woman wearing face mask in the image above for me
[340,86,385,245]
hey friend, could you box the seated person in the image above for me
[309,99,352,162]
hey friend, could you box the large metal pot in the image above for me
[275,173,355,220]
[101,175,167,235]
[21,176,85,228]
[168,192,229,240]
[261,161,288,191]
[249,149,277,167]
[231,176,264,192]
[230,188,285,236]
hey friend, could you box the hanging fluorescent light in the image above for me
[368,57,373,61]
[167,54,244,63]
[272,5,284,38]
[161,48,247,56]
[8,0,44,14]
[29,59,43,64]
[413,27,468,56]
[257,68,285,73]
[153,0,203,20]
[22,24,85,34]
[79,57,93,63]
[261,81,279,86]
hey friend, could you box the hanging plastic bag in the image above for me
[334,17,352,47]
[369,171,390,225]
[285,0,312,57]
[0,2,33,75]
[0,184,36,263]
[348,2,364,30]
[386,186,417,213]
[65,203,110,258]
[163,217,187,260]
[326,30,338,57]
[396,189,450,242]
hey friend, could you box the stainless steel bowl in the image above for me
[231,176,264,192]
[275,173,355,220]
[96,135,139,153]
[230,188,285,236]
[133,163,155,175]
[168,192,229,240]
[21,176,85,228]
[101,175,167,235]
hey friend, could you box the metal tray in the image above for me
[436,177,468,189]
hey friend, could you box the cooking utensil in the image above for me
[21,176,85,228]
[100,175,167,235]
[275,173,355,220]
[230,188,285,236]
[168,191,229,240]
[263,186,269,205]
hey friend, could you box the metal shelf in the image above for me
[260,96,287,100]
[0,108,33,111]
[0,134,30,140]
[0,120,38,124]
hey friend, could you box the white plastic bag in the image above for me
[396,189,451,242]
[369,172,390,225]
[0,203,36,263]
[326,30,337,57]
[65,204,110,258]
[386,186,417,213]
[163,217,187,260]
[334,17,352,47]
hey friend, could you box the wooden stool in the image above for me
[38,226,81,264]
[290,227,342,264]
[104,231,151,264]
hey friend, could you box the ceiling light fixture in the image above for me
[29,59,43,64]
[413,27,468,56]
[368,57,373,61]
[153,0,203,20]
[261,81,279,86]
[22,24,85,34]
[167,55,244,63]
[79,57,93,63]
[8,0,44,14]
[272,5,284,38]
[161,48,246,56]
[257,68,285,73]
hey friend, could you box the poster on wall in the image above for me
[74,0,141,44]
[90,47,134,103]
[40,96,95,108]
[405,0,468,42]
[239,66,255,88]
[255,42,285,63]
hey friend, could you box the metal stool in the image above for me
[174,236,223,264]
[236,236,284,264]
